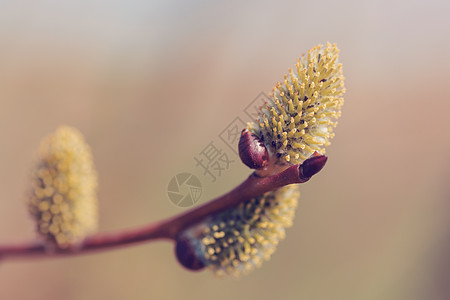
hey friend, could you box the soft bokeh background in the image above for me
[1,1,450,299]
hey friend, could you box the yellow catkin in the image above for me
[248,43,345,166]
[28,126,98,249]
[180,185,299,277]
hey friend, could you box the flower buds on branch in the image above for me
[0,42,344,279]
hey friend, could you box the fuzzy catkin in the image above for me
[248,42,345,166]
[28,126,98,248]
[178,185,299,277]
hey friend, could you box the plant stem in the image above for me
[0,154,327,260]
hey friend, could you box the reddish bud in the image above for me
[238,129,269,170]
[175,235,206,271]
[298,152,328,180]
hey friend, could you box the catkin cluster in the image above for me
[177,43,345,277]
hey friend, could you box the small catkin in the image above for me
[27,126,98,249]
[248,42,345,166]
[176,185,300,277]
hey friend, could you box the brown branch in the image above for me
[0,154,327,261]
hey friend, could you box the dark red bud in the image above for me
[298,152,328,180]
[238,129,269,170]
[175,235,205,271]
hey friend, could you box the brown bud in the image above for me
[298,152,328,180]
[175,235,206,271]
[238,129,269,170]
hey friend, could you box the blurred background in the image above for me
[1,0,450,299]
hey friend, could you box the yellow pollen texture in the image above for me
[28,126,98,248]
[249,43,345,165]
[197,185,299,277]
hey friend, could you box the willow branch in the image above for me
[0,154,327,260]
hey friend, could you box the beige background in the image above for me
[1,1,450,299]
